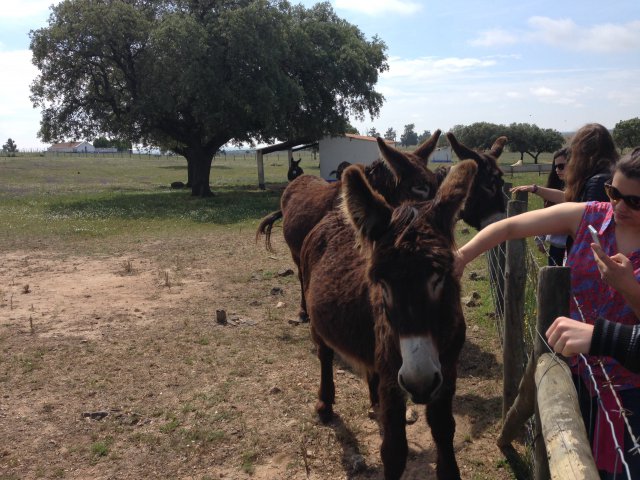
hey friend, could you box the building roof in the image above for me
[49,142,86,149]
[344,134,395,144]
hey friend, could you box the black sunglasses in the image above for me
[555,163,566,171]
[604,183,640,210]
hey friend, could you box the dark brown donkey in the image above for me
[257,132,507,324]
[257,131,442,322]
[301,158,478,480]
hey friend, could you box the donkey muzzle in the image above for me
[398,336,442,404]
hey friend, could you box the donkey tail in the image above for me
[256,210,283,253]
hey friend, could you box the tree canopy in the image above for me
[613,118,640,152]
[30,0,387,196]
[450,122,563,163]
[383,127,396,142]
[399,123,418,147]
[2,138,18,156]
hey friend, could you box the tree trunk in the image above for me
[184,144,216,197]
[186,158,193,188]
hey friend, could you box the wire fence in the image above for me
[485,191,638,479]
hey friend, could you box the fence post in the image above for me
[256,151,265,190]
[534,266,570,480]
[487,183,511,323]
[502,199,528,418]
[535,353,599,480]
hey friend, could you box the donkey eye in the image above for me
[426,274,445,300]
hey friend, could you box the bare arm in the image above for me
[510,185,566,204]
[455,202,585,274]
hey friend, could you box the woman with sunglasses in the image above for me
[511,148,569,205]
[455,147,640,478]
[511,123,618,202]
[521,148,570,265]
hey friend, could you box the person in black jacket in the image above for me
[564,123,619,203]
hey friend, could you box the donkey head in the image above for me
[363,130,442,206]
[446,133,507,229]
[329,161,352,180]
[287,158,304,182]
[341,160,477,404]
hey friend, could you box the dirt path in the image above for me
[0,231,518,479]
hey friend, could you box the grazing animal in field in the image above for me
[301,155,478,480]
[257,131,442,322]
[287,158,304,181]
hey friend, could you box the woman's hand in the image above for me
[546,316,594,356]
[591,244,636,293]
[510,185,536,194]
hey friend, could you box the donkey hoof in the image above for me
[315,401,333,423]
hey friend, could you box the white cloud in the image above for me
[334,0,421,15]
[383,55,496,81]
[530,87,559,98]
[469,29,518,47]
[470,16,640,54]
[2,0,56,20]
[526,17,640,53]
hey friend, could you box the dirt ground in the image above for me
[0,228,520,480]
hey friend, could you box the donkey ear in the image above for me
[412,129,442,164]
[375,137,411,181]
[341,165,393,244]
[488,136,508,159]
[432,160,477,238]
[446,132,480,162]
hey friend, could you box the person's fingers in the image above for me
[546,317,566,347]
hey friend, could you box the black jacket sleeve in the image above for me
[589,317,640,373]
[579,173,610,202]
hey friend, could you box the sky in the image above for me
[1,0,639,150]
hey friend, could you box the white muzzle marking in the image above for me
[398,335,442,403]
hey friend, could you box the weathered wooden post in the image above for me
[536,353,599,479]
[257,150,265,190]
[534,266,570,480]
[502,199,527,418]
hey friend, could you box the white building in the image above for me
[319,134,393,180]
[48,141,95,153]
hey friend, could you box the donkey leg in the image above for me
[311,329,335,423]
[366,371,380,419]
[378,380,408,480]
[426,366,460,480]
[293,258,309,323]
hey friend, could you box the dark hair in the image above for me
[543,148,568,207]
[564,123,619,202]
[616,147,640,180]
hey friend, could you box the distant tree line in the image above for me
[359,117,640,163]
[93,136,131,151]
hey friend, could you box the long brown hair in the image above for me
[564,123,619,201]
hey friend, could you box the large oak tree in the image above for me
[30,0,387,196]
